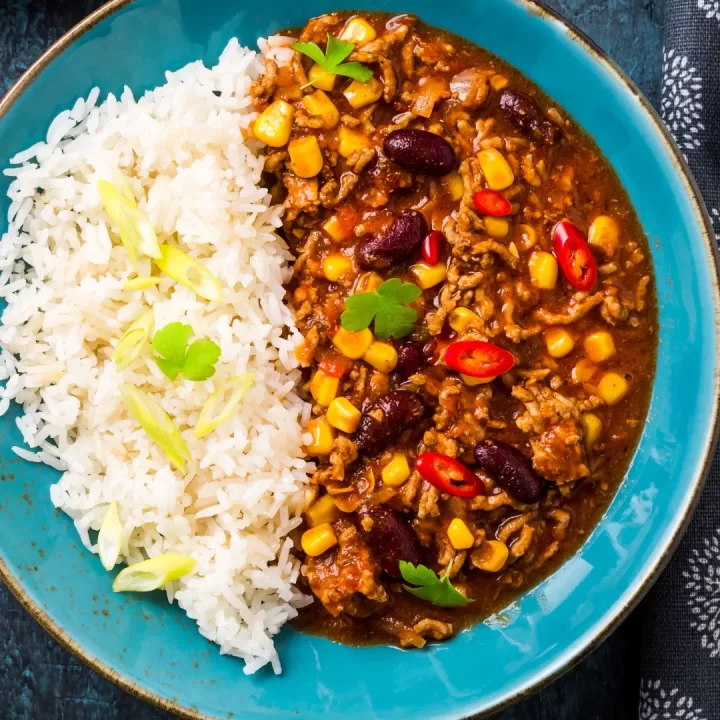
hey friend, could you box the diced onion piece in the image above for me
[193,374,255,439]
[121,384,191,472]
[98,178,161,268]
[155,245,222,302]
[123,277,162,290]
[98,501,123,571]
[112,553,196,593]
[111,308,154,370]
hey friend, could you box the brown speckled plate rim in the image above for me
[0,1,717,719]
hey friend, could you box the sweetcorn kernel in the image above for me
[338,126,372,158]
[597,372,629,405]
[302,90,340,129]
[343,77,383,109]
[447,518,475,550]
[363,341,398,373]
[449,307,480,333]
[301,523,338,556]
[544,328,575,358]
[288,136,323,178]
[484,216,510,238]
[322,253,352,282]
[332,327,373,359]
[253,100,294,147]
[326,397,362,433]
[308,63,337,91]
[581,413,603,449]
[473,540,509,572]
[477,148,514,190]
[339,17,377,45]
[310,370,339,406]
[381,453,411,487]
[305,418,335,455]
[584,331,616,363]
[528,251,558,290]
[588,215,619,257]
[410,261,447,289]
[305,494,342,527]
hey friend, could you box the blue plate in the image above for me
[0,1,717,718]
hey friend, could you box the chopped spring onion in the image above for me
[120,384,191,472]
[193,374,255,439]
[98,178,161,268]
[111,309,154,370]
[123,277,162,291]
[112,552,196,593]
[155,245,222,302]
[98,501,123,571]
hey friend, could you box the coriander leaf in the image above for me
[400,561,474,608]
[152,322,192,378]
[341,292,378,332]
[183,339,221,381]
[324,34,354,66]
[333,62,373,83]
[382,304,417,340]
[290,41,327,66]
[155,357,183,381]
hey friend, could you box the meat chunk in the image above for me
[449,67,491,110]
[282,173,320,221]
[305,520,388,617]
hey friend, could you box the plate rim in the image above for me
[0,1,718,719]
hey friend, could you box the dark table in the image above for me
[0,1,665,718]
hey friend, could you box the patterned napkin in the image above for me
[638,2,720,718]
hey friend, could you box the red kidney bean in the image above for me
[498,90,559,145]
[396,342,425,377]
[356,504,423,578]
[354,390,426,452]
[383,129,456,176]
[357,209,428,270]
[474,440,546,504]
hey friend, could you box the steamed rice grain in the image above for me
[0,38,314,674]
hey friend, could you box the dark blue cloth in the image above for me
[638,3,720,718]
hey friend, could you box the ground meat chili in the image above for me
[250,12,657,649]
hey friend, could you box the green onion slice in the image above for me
[123,277,162,291]
[98,177,161,268]
[112,553,196,593]
[155,245,222,302]
[193,374,255,439]
[120,384,191,473]
[98,501,123,571]
[112,309,154,370]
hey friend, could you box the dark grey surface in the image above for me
[0,1,664,718]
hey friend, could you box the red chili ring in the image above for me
[415,452,484,498]
[472,189,512,217]
[444,340,515,378]
[552,220,597,292]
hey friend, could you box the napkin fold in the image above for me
[638,2,720,717]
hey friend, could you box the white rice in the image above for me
[0,38,315,674]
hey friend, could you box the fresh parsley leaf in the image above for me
[292,34,373,87]
[399,561,474,608]
[340,278,421,340]
[151,323,221,382]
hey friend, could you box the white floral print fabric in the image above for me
[683,527,720,658]
[639,680,707,720]
[697,0,720,22]
[661,49,705,152]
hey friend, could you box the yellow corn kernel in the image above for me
[322,253,352,282]
[442,171,465,201]
[305,494,342,527]
[410,261,447,289]
[323,214,351,242]
[572,358,598,383]
[332,327,373,359]
[308,63,337,91]
[326,397,362,433]
[584,331,616,363]
[515,223,537,250]
[449,307,480,333]
[597,372,629,406]
[338,126,372,158]
[490,74,509,90]
[508,241,520,258]
[461,373,496,386]
[477,148,515,190]
[474,540,509,572]
[363,341,398,373]
[253,100,294,147]
[447,518,475,550]
[528,251,558,290]
[581,412,603,449]
[288,136,323,178]
[484,217,510,238]
[305,418,335,455]
[588,215,619,257]
[343,77,383,109]
[310,370,339,407]
[301,523,338,556]
[355,271,383,293]
[382,453,411,487]
[339,17,377,45]
[544,328,575,358]
[302,90,340,129]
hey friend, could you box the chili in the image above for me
[421,231,445,265]
[552,220,597,292]
[444,340,515,378]
[415,452,484,498]
[472,189,512,217]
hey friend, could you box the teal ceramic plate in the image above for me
[0,1,718,718]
